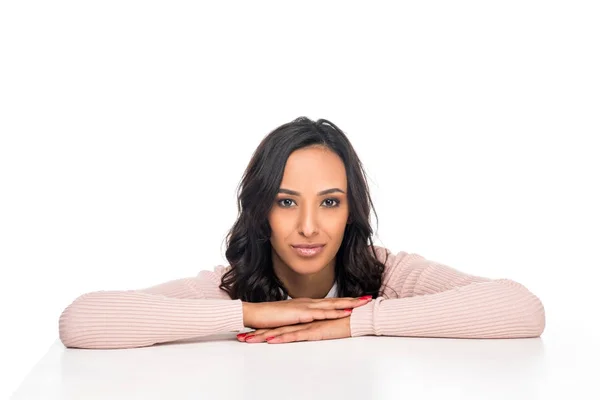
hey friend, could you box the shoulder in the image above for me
[195,264,233,281]
[368,245,433,297]
[369,244,419,269]
[187,264,235,300]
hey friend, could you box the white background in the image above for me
[1,0,599,398]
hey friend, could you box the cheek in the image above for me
[319,216,348,239]
[329,207,350,230]
[331,221,349,239]
[268,212,291,239]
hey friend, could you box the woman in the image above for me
[58,117,546,349]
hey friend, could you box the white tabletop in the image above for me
[11,330,595,400]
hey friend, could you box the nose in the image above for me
[298,205,319,237]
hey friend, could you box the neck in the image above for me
[272,249,336,299]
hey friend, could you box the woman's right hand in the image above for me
[242,296,373,329]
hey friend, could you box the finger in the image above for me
[236,331,256,342]
[306,308,353,322]
[308,296,373,310]
[237,328,275,341]
[267,328,322,344]
[244,325,305,343]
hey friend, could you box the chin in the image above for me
[289,264,326,275]
[286,254,331,274]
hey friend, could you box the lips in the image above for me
[291,244,325,257]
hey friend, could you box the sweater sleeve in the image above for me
[350,246,546,339]
[58,265,245,349]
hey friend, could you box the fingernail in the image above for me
[344,308,352,312]
[359,295,372,300]
[245,335,255,341]
[237,333,247,339]
[266,336,276,341]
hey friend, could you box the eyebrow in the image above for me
[277,188,346,196]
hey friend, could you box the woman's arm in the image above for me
[351,247,545,338]
[58,266,244,349]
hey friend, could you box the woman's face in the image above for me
[268,145,350,275]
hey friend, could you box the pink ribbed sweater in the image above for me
[58,246,546,349]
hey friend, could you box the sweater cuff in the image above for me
[219,299,246,332]
[350,300,376,336]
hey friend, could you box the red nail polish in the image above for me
[266,336,275,341]
[359,295,372,300]
[237,333,247,339]
[344,308,352,312]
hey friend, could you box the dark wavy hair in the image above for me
[219,117,389,302]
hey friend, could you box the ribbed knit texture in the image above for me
[58,247,545,349]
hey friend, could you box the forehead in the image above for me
[280,146,347,191]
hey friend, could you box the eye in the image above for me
[277,199,296,208]
[275,198,341,208]
[323,198,340,208]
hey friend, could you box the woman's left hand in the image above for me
[238,316,351,344]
